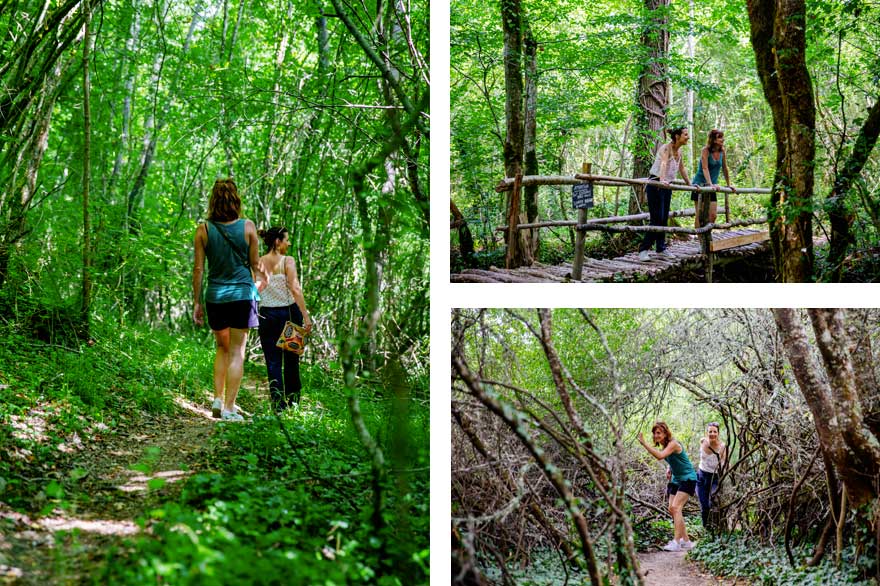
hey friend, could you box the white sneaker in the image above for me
[638,250,651,261]
[221,410,244,422]
[679,539,694,550]
[211,399,223,419]
[662,540,681,552]
[657,250,676,259]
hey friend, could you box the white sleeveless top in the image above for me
[259,257,294,308]
[699,442,723,473]
[648,144,680,182]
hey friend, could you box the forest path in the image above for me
[1,394,223,585]
[638,548,749,585]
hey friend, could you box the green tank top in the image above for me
[205,219,257,304]
[665,441,698,483]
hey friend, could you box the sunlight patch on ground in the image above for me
[9,410,49,443]
[117,469,191,493]
[173,395,213,418]
[38,516,139,536]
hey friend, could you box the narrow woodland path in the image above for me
[0,395,221,584]
[638,548,749,585]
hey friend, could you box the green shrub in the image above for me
[689,534,873,585]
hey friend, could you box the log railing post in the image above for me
[571,163,591,281]
[696,187,714,282]
[505,173,524,269]
[724,191,730,224]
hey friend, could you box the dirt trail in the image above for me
[1,396,220,585]
[638,548,749,586]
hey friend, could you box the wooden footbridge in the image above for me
[452,169,773,283]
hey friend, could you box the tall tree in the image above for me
[500,0,533,267]
[773,308,880,505]
[630,0,670,215]
[81,0,93,326]
[523,27,540,256]
[747,0,816,282]
[825,98,880,281]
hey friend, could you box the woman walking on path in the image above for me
[257,227,312,411]
[638,421,698,552]
[692,129,737,228]
[639,127,692,261]
[696,422,727,528]
[192,178,266,422]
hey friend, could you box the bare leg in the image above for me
[709,201,718,225]
[212,329,231,401]
[670,491,691,542]
[224,327,248,411]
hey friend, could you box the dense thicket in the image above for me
[451,0,880,281]
[0,0,428,583]
[1,0,428,366]
[452,308,880,585]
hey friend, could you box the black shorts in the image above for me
[667,480,697,496]
[206,300,259,331]
[691,190,718,203]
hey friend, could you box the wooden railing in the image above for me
[494,170,772,281]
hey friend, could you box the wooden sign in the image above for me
[572,182,594,209]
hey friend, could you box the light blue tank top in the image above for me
[693,150,723,186]
[665,441,698,483]
[205,219,257,304]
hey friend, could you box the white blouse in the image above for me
[259,258,294,308]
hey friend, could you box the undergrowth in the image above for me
[96,377,430,585]
[0,318,430,584]
[689,533,874,585]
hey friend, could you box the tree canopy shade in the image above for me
[452,308,880,585]
[0,0,428,582]
[450,0,880,282]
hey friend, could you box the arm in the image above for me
[637,433,680,460]
[192,224,207,325]
[722,147,736,192]
[679,157,691,185]
[284,257,312,329]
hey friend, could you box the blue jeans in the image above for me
[258,304,303,410]
[639,183,672,253]
[696,469,718,526]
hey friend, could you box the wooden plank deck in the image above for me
[451,229,772,283]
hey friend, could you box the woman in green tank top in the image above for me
[638,421,697,552]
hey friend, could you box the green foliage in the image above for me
[482,548,587,585]
[95,380,429,585]
[689,534,873,586]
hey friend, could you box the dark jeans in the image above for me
[639,183,672,253]
[696,469,719,526]
[258,304,303,410]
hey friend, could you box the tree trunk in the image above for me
[772,308,880,505]
[108,0,140,194]
[825,98,880,281]
[451,199,475,262]
[500,0,532,267]
[630,0,669,215]
[747,0,815,282]
[523,28,539,258]
[81,0,93,328]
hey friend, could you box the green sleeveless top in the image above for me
[665,441,698,483]
[205,219,257,304]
